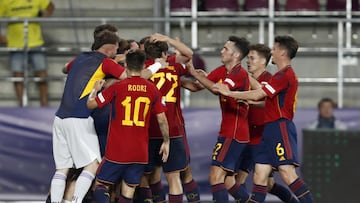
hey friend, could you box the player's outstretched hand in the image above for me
[213,83,230,96]
[159,141,170,163]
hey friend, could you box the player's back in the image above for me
[146,57,188,138]
[104,76,165,163]
[56,52,107,119]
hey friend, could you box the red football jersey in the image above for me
[248,71,272,145]
[262,66,298,123]
[95,76,166,163]
[207,64,250,143]
[146,55,189,139]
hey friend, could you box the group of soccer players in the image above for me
[48,23,315,203]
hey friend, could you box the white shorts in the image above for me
[52,116,101,169]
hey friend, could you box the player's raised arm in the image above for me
[140,57,168,79]
[150,33,193,64]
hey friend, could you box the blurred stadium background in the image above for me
[0,0,359,202]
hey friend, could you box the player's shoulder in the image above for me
[273,66,294,80]
[229,65,248,78]
[281,66,297,79]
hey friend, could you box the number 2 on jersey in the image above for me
[212,143,223,160]
[121,96,150,127]
[151,72,178,103]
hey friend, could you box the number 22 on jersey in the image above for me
[151,72,178,103]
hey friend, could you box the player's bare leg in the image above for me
[249,163,273,203]
[120,180,137,202]
[63,180,76,203]
[111,183,122,203]
[235,170,249,185]
[180,165,192,184]
[165,171,183,203]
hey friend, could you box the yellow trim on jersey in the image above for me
[79,64,106,99]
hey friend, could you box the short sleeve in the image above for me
[95,85,115,108]
[101,58,126,79]
[262,72,288,98]
[224,71,249,91]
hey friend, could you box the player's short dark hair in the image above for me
[249,44,271,65]
[92,30,120,50]
[318,97,337,109]
[139,36,150,45]
[144,40,168,59]
[127,39,139,47]
[275,35,298,59]
[117,38,130,54]
[228,36,250,60]
[91,24,118,50]
[126,50,146,72]
[93,24,118,38]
